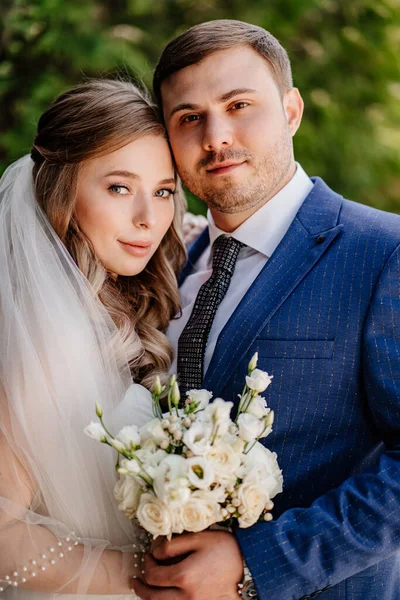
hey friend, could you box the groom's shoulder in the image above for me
[339,196,400,246]
[310,177,400,248]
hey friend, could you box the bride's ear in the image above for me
[283,88,304,136]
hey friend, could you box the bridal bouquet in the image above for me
[85,353,282,539]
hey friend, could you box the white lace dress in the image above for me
[1,384,154,600]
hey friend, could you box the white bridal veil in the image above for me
[0,157,150,598]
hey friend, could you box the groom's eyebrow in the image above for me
[169,88,257,119]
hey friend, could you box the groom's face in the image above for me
[161,45,302,214]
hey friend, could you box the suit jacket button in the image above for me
[316,235,326,244]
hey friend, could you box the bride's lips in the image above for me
[118,240,153,257]
[206,161,246,175]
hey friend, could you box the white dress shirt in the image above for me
[168,163,314,376]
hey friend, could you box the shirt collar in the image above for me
[208,162,314,258]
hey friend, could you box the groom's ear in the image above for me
[283,88,304,136]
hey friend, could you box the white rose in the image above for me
[206,442,241,485]
[240,442,283,499]
[246,395,270,419]
[153,455,190,507]
[236,481,269,528]
[116,425,141,449]
[140,418,169,445]
[84,422,108,442]
[187,389,213,410]
[183,421,213,455]
[186,456,215,489]
[114,475,142,518]
[136,492,172,538]
[175,490,222,533]
[237,413,265,442]
[245,369,273,393]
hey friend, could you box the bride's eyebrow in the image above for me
[158,178,176,186]
[104,170,140,179]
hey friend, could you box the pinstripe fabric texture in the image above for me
[181,178,400,600]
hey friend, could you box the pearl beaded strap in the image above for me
[0,533,80,593]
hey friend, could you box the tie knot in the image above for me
[212,235,244,274]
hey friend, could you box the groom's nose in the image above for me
[201,114,233,152]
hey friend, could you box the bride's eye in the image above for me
[108,184,130,195]
[155,188,175,198]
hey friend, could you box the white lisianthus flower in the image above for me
[202,398,233,438]
[175,490,222,533]
[116,425,141,449]
[114,475,142,518]
[246,395,270,419]
[186,389,213,410]
[206,442,241,485]
[183,421,213,455]
[237,413,265,442]
[236,481,269,528]
[136,493,172,538]
[186,456,215,489]
[135,447,168,468]
[221,432,246,455]
[153,455,190,507]
[84,422,108,442]
[120,457,141,476]
[240,442,283,499]
[140,418,169,445]
[245,369,273,393]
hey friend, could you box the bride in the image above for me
[0,79,187,598]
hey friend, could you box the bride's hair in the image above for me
[30,79,187,389]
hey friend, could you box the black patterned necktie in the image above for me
[177,235,245,397]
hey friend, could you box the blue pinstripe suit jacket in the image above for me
[180,178,400,599]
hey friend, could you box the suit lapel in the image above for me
[203,178,344,397]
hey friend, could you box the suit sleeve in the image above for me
[235,243,400,600]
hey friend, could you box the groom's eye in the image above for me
[181,114,201,124]
[231,102,249,110]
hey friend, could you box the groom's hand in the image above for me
[132,530,243,600]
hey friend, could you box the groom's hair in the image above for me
[153,20,293,105]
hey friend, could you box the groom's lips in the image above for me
[206,161,246,175]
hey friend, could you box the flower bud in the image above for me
[160,440,169,450]
[264,410,275,428]
[95,402,103,419]
[264,513,273,522]
[153,376,163,397]
[171,382,181,408]
[109,438,127,453]
[248,352,258,373]
[169,374,177,387]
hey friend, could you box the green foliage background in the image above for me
[1,0,399,214]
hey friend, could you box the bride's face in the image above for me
[75,135,176,277]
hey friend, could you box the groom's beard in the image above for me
[176,129,293,214]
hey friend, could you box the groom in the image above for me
[133,20,400,600]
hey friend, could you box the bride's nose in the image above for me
[132,192,157,229]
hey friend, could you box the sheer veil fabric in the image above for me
[0,157,153,598]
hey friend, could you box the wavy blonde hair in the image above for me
[31,79,187,389]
